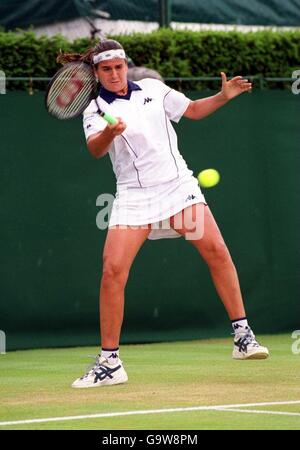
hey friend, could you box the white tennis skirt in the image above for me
[109,171,207,240]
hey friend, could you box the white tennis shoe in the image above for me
[72,355,128,388]
[233,328,269,360]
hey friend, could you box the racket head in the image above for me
[45,62,97,120]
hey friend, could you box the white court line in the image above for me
[218,408,300,417]
[0,400,300,427]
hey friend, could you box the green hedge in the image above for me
[0,28,299,90]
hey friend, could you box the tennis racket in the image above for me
[45,62,118,124]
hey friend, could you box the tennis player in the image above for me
[62,39,269,388]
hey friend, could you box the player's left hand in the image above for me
[221,72,252,101]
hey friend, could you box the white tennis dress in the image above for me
[83,78,206,239]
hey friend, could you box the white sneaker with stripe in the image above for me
[72,355,128,388]
[233,328,269,360]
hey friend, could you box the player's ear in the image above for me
[93,64,99,79]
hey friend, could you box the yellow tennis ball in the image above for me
[197,169,220,188]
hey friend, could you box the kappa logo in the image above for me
[185,194,196,202]
[143,97,153,105]
[108,352,118,359]
[233,323,243,330]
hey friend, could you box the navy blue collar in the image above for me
[99,80,142,104]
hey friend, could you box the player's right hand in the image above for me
[107,118,127,136]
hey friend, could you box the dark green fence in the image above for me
[1,0,300,28]
[0,89,299,350]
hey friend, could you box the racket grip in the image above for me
[101,112,118,125]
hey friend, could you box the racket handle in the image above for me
[101,112,118,125]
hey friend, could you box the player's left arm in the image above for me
[184,72,252,120]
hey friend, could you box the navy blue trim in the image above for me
[102,347,119,352]
[121,135,142,188]
[163,90,179,178]
[100,80,142,104]
[231,317,247,323]
[128,80,142,92]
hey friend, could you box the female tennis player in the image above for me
[60,39,269,388]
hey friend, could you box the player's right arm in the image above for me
[87,119,126,159]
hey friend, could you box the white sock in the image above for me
[101,348,120,365]
[232,318,249,336]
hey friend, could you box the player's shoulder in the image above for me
[136,78,166,89]
[83,100,97,116]
[135,78,172,98]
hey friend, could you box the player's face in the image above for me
[95,59,128,94]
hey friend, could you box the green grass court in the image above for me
[0,334,299,430]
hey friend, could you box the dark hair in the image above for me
[56,39,125,66]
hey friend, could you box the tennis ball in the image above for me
[197,169,220,188]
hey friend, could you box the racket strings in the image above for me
[48,64,85,104]
[68,76,95,116]
[47,63,96,119]
[48,71,92,112]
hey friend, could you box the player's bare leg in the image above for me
[72,225,151,388]
[100,225,151,348]
[171,204,245,319]
[170,204,269,360]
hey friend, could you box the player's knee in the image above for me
[102,258,129,286]
[201,240,232,267]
